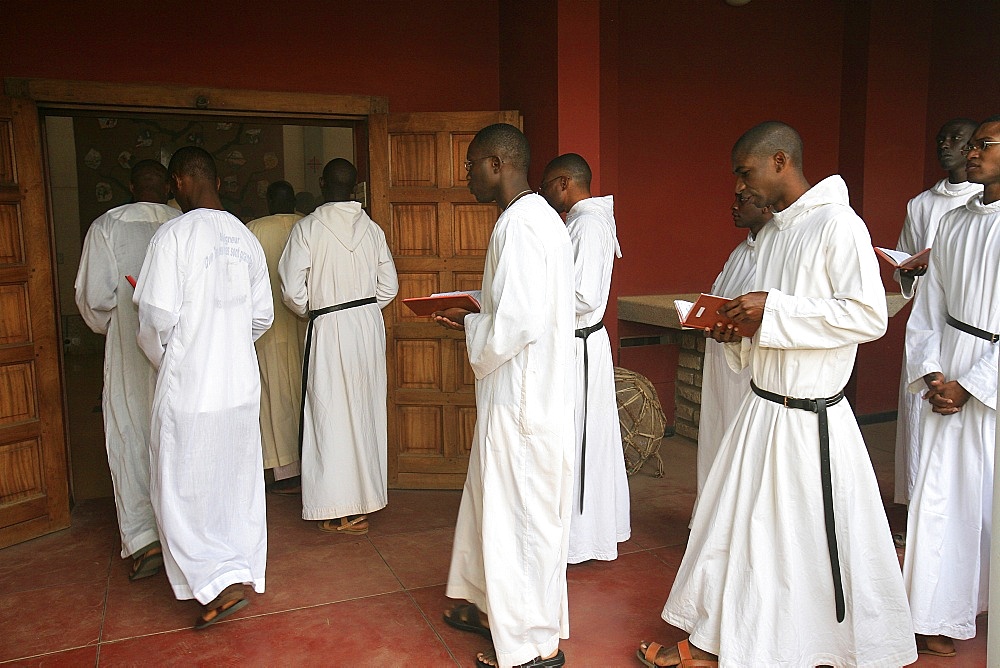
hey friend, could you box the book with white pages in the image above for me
[874,246,930,270]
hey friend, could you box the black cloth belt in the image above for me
[750,379,847,624]
[574,321,605,514]
[946,313,1000,344]
[298,296,378,454]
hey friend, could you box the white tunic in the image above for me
[446,194,576,668]
[902,194,1000,640]
[662,176,916,668]
[74,202,179,558]
[695,232,757,505]
[278,202,398,521]
[565,195,630,563]
[247,213,306,472]
[893,179,982,504]
[134,208,273,605]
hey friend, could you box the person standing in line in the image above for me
[538,152,630,564]
[436,124,575,668]
[278,158,398,535]
[75,159,179,582]
[247,180,306,494]
[134,146,273,629]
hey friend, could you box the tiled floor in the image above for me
[0,422,987,666]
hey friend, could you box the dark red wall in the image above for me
[0,1,502,112]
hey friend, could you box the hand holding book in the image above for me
[874,246,930,272]
[674,292,763,339]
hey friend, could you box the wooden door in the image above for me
[0,96,70,548]
[370,111,521,489]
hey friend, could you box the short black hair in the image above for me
[472,123,530,172]
[544,153,592,188]
[130,159,168,190]
[266,180,296,215]
[732,121,803,168]
[167,145,217,182]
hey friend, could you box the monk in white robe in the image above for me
[892,118,980,506]
[135,146,272,629]
[278,158,398,534]
[693,193,770,513]
[539,153,629,564]
[247,181,305,488]
[436,125,574,668]
[641,122,916,668]
[74,160,178,580]
[902,118,1000,659]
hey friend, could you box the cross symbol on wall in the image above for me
[307,157,322,173]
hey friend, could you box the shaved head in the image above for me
[942,117,978,135]
[129,159,169,204]
[543,153,592,188]
[266,180,296,215]
[167,146,217,182]
[321,158,357,202]
[732,121,803,168]
[472,123,530,172]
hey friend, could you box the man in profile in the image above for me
[278,158,398,535]
[436,124,575,668]
[538,152,630,564]
[134,146,273,629]
[75,159,179,582]
[247,181,305,494]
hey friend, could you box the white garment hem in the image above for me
[121,528,160,559]
[913,621,980,642]
[171,571,265,605]
[498,637,561,668]
[302,500,386,521]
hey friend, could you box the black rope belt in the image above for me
[298,296,378,453]
[574,321,605,514]
[946,313,1000,344]
[750,379,847,623]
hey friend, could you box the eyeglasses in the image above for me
[464,155,501,172]
[537,174,567,193]
[961,140,1000,155]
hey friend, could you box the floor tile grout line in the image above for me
[0,642,98,665]
[401,588,463,667]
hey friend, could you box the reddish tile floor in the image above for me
[0,423,987,666]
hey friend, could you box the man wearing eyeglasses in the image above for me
[689,192,771,522]
[902,116,1000,659]
[892,118,981,513]
[640,121,916,667]
[538,153,630,565]
[436,123,575,668]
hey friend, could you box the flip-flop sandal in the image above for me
[128,542,164,582]
[443,602,492,640]
[916,635,956,657]
[318,515,369,534]
[195,584,249,630]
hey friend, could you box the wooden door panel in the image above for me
[374,110,519,489]
[0,95,70,547]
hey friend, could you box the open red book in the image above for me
[874,246,930,270]
[403,291,481,317]
[674,293,758,338]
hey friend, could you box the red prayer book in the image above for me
[674,293,759,338]
[126,275,137,288]
[403,292,481,317]
[874,246,930,271]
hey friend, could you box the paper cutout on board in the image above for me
[96,182,113,203]
[263,152,279,170]
[98,118,118,129]
[118,151,133,170]
[223,175,239,193]
[226,150,246,166]
[84,148,102,170]
[243,129,262,144]
[136,130,153,148]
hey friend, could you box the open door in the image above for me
[370,110,521,489]
[0,95,70,548]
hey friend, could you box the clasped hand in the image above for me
[922,371,970,415]
[704,291,767,343]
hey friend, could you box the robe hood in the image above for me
[965,192,1000,215]
[930,178,981,199]
[312,201,372,251]
[771,175,850,231]
[569,195,622,258]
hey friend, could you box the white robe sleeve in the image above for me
[904,246,945,391]
[375,228,399,308]
[74,216,117,335]
[758,215,887,349]
[133,238,182,370]
[957,345,998,410]
[572,219,608,316]
[278,221,310,317]
[465,220,549,379]
[249,243,274,342]
[895,204,922,299]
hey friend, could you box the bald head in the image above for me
[472,123,530,172]
[129,159,169,204]
[266,180,296,215]
[167,146,217,183]
[732,121,804,169]
[320,158,357,202]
